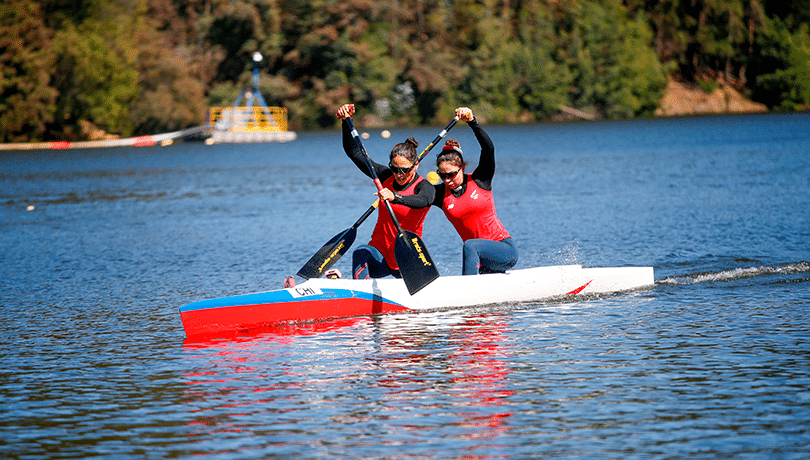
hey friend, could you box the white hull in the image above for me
[303,264,655,310]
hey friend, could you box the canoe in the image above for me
[179,264,654,339]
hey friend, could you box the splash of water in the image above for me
[658,261,810,285]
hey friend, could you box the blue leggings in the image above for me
[462,237,518,275]
[352,244,401,279]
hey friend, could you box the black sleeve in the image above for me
[431,183,446,207]
[342,119,390,180]
[469,118,495,191]
[393,178,435,208]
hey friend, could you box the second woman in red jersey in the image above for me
[432,107,518,275]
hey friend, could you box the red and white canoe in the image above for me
[179,264,654,339]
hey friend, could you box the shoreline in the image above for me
[0,85,773,150]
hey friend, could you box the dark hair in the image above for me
[390,137,419,163]
[436,139,465,168]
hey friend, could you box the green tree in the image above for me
[261,0,371,128]
[128,14,209,134]
[50,18,139,138]
[39,0,103,28]
[355,25,400,109]
[206,0,264,83]
[14,0,810,141]
[623,0,688,61]
[392,0,461,124]
[567,0,667,117]
[753,18,810,110]
[0,0,58,142]
[764,0,810,25]
[455,3,521,122]
[511,1,572,119]
[693,0,749,82]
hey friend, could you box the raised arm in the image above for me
[468,120,495,187]
[339,104,389,180]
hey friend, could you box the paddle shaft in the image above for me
[345,118,406,234]
[350,116,457,226]
[416,117,459,163]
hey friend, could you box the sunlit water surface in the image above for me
[2,113,809,458]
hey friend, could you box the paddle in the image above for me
[297,117,458,280]
[343,117,439,294]
[297,199,379,279]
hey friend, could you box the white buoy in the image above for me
[381,130,391,139]
[26,205,35,211]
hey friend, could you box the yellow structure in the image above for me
[207,105,295,144]
[209,106,289,132]
[205,53,296,144]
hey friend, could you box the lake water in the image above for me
[1,113,809,458]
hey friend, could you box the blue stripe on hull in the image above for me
[179,287,403,313]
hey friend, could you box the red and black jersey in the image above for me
[369,175,430,270]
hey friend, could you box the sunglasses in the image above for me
[437,168,461,180]
[389,163,415,175]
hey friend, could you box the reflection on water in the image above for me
[180,312,517,453]
[175,282,810,458]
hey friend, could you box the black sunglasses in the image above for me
[437,168,461,180]
[389,163,415,175]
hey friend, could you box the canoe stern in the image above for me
[180,284,408,338]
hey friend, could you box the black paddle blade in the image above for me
[297,227,357,279]
[395,230,440,295]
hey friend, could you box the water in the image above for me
[1,113,809,458]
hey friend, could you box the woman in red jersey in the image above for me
[337,103,435,279]
[432,107,517,275]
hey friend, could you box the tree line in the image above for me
[2,0,809,142]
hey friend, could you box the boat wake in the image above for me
[657,261,810,285]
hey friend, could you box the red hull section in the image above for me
[181,295,409,338]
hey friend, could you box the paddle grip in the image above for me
[416,117,459,163]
